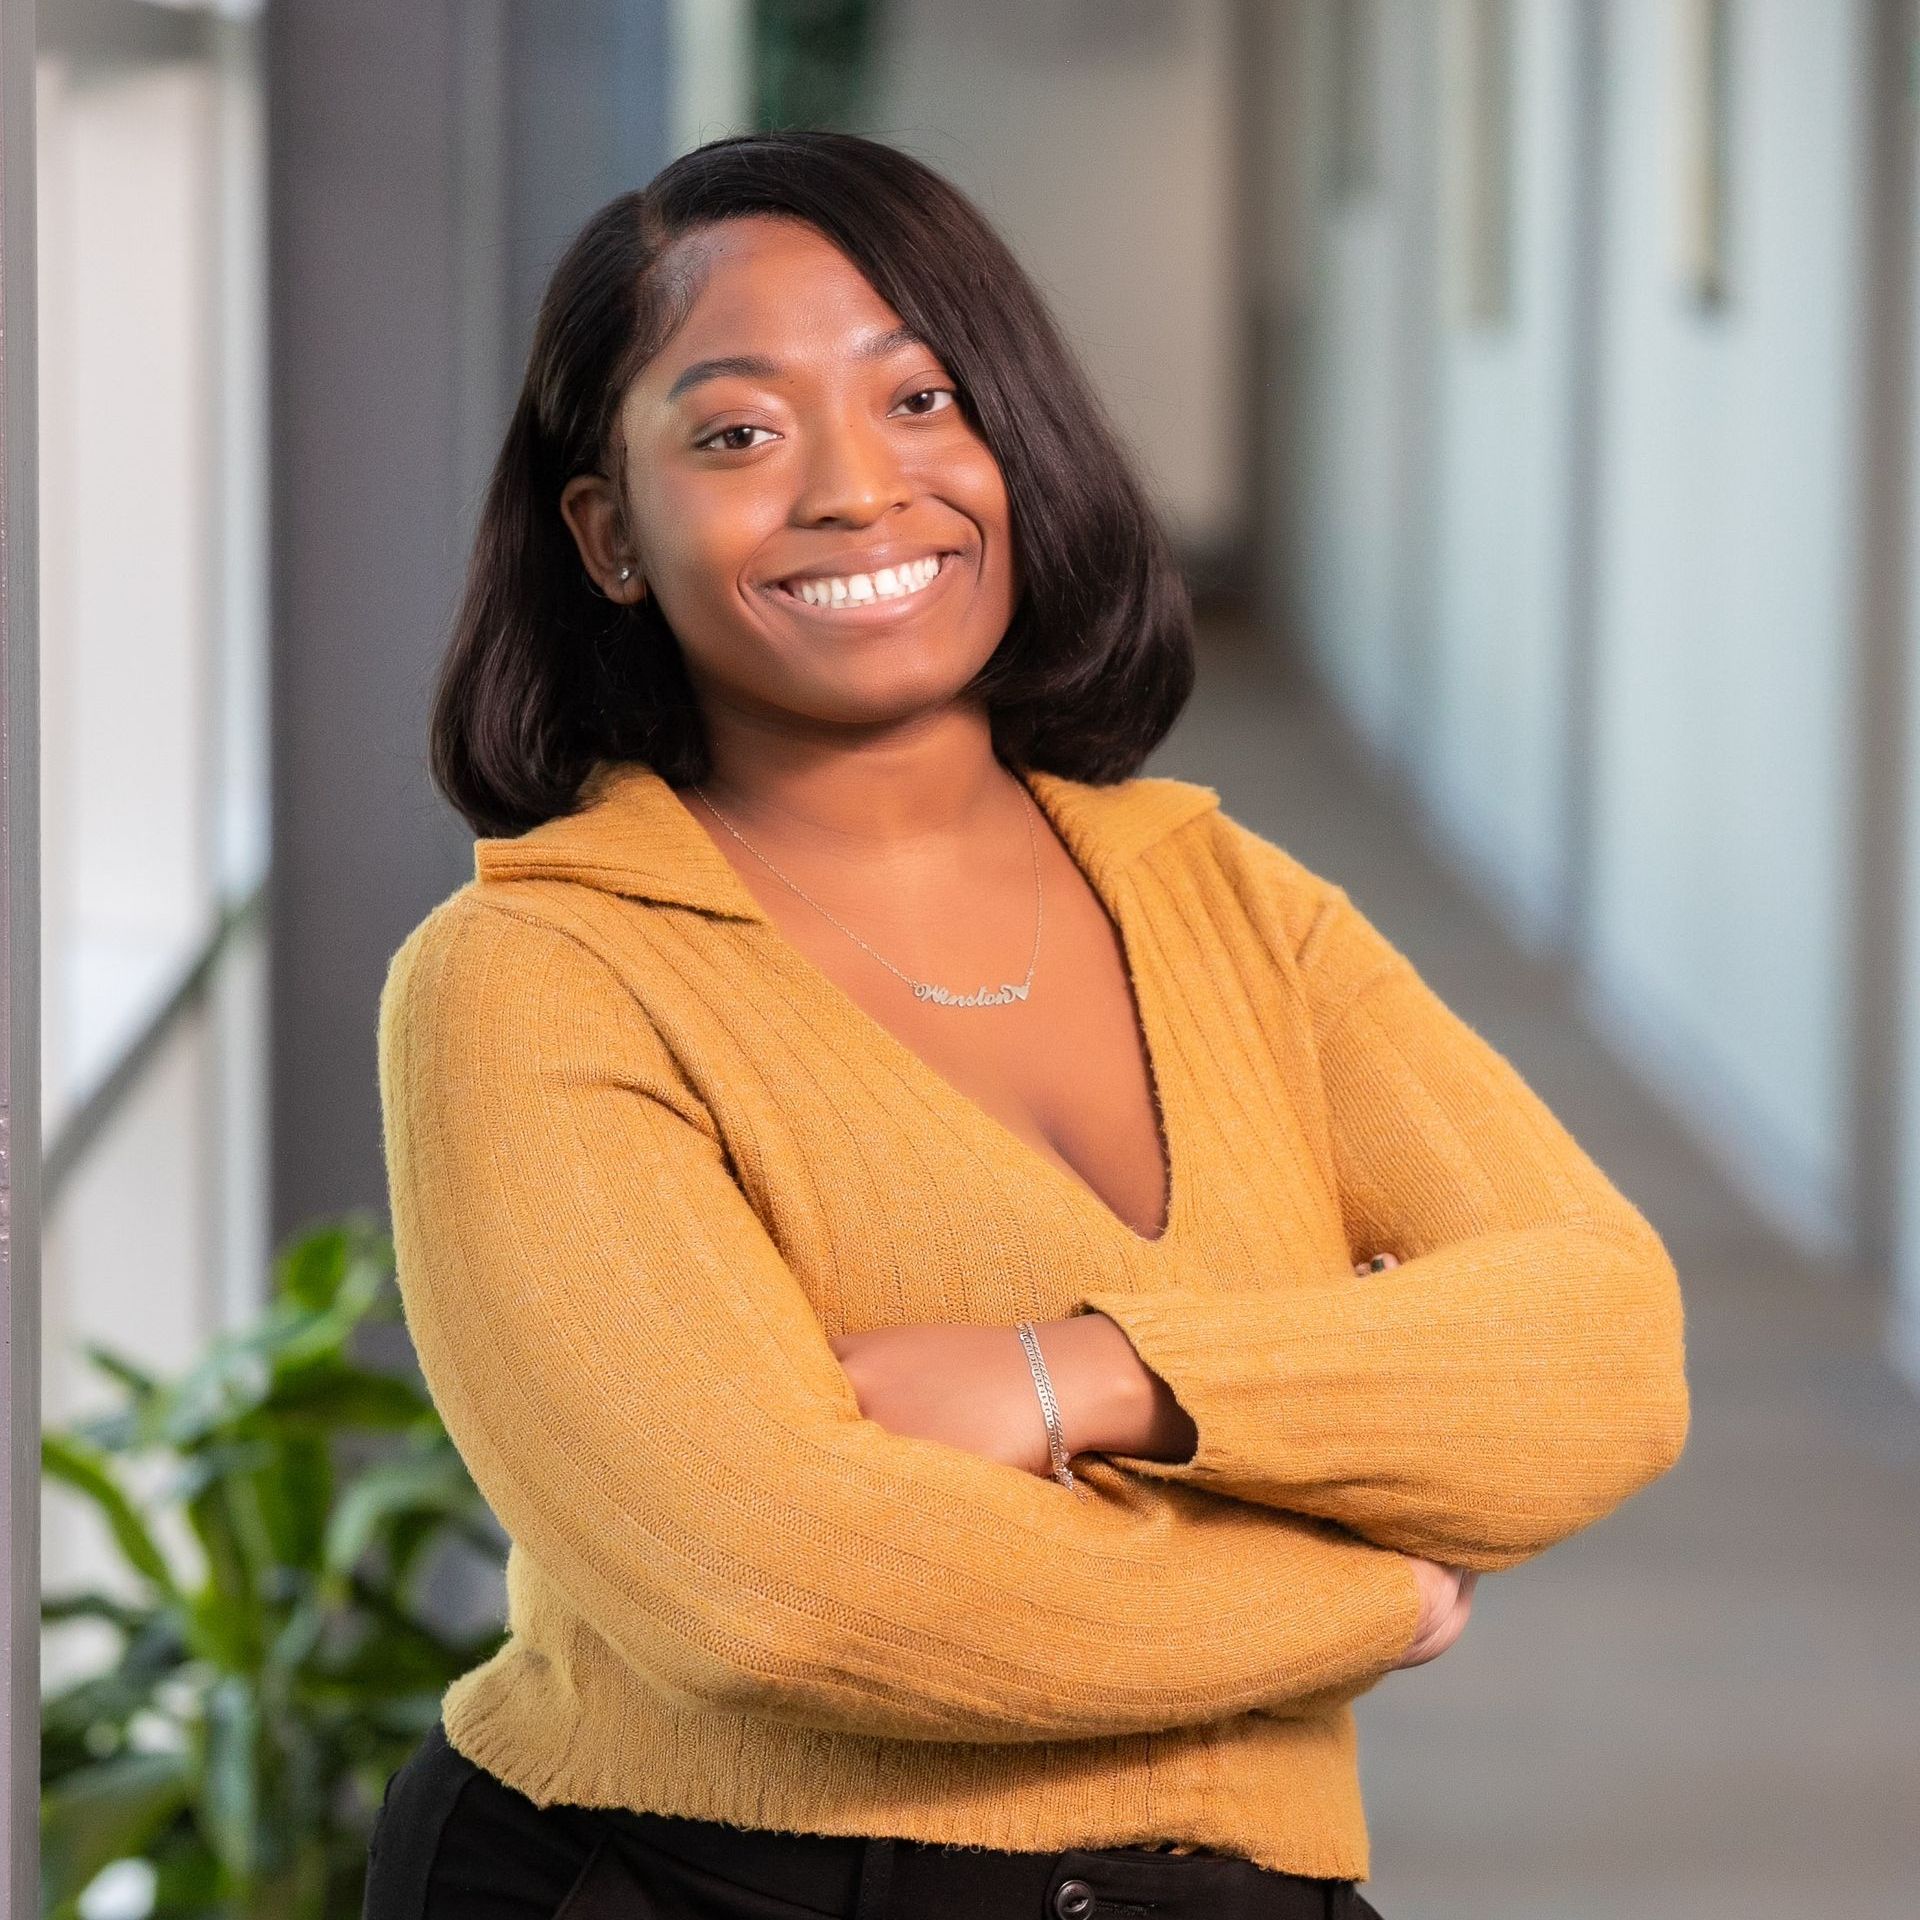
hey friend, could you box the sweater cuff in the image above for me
[1073,1287,1309,1497]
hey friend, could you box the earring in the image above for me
[616,566,634,583]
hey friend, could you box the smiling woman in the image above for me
[370,130,1687,1920]
[549,211,1022,768]
[429,133,1191,835]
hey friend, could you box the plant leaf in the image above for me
[40,1588,150,1635]
[250,1432,334,1573]
[79,1343,162,1400]
[259,1365,435,1432]
[322,1449,479,1580]
[195,1674,261,1879]
[41,1434,182,1601]
[38,1749,194,1913]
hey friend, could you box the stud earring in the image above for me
[616,566,634,583]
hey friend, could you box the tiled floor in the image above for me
[1148,625,1920,1919]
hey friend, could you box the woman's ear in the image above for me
[559,473,649,604]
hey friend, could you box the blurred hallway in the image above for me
[1153,627,1920,1918]
[20,4,1920,1912]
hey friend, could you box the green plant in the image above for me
[40,1215,507,1920]
[752,0,877,132]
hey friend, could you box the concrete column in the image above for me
[266,0,670,1241]
[0,0,38,1898]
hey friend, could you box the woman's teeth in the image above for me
[785,555,943,607]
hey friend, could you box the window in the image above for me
[35,0,269,1680]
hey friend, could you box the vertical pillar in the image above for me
[266,0,670,1241]
[0,0,40,1905]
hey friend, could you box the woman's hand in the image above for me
[1392,1556,1479,1668]
[828,1311,1187,1478]
[1356,1249,1482,1670]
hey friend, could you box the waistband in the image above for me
[603,1801,1353,1919]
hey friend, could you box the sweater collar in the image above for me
[472,759,1221,922]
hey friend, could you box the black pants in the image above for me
[362,1720,1387,1920]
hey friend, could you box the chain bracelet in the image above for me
[1015,1320,1084,1496]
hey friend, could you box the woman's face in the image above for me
[563,214,1018,739]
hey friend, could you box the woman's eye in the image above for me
[892,387,956,418]
[696,423,776,453]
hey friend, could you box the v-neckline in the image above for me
[671,772,1183,1252]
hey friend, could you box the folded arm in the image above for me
[378,891,1426,1747]
[1071,820,1692,1573]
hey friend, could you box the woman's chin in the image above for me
[774,653,996,730]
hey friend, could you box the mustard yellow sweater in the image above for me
[375,758,1690,1882]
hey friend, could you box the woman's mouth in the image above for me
[770,553,949,610]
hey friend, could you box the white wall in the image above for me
[1583,0,1867,1257]
[1293,0,1438,749]
[1422,0,1586,950]
[871,0,1241,557]
[1284,0,1873,1267]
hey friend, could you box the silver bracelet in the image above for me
[1015,1320,1080,1493]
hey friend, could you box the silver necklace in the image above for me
[689,779,1044,1008]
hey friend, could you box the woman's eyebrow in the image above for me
[665,354,780,402]
[860,324,927,360]
[664,328,932,404]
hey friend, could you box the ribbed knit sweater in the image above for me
[375,757,1690,1883]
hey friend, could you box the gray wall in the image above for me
[266,0,670,1242]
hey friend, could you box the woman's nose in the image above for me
[790,415,912,528]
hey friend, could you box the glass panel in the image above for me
[40,1001,218,1691]
[38,45,221,1136]
[35,5,270,1341]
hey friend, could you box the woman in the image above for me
[366,131,1690,1920]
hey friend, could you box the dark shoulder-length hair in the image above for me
[430,129,1196,839]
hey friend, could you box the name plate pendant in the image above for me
[912,980,1033,1007]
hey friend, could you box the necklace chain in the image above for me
[689,779,1044,1008]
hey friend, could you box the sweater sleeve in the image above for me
[377,891,1424,1747]
[1070,819,1691,1574]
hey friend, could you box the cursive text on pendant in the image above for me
[913,981,1033,1007]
